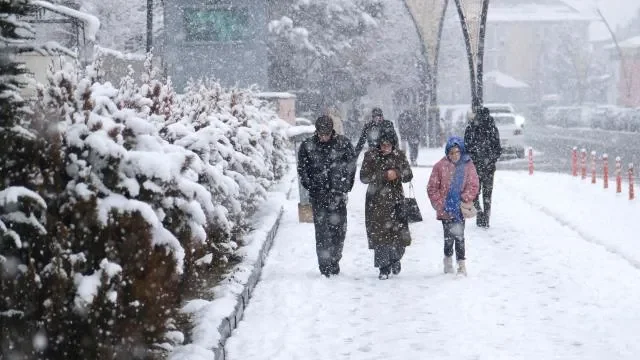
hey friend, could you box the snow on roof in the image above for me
[94,46,147,61]
[485,70,530,89]
[606,35,640,50]
[32,1,100,42]
[255,92,296,99]
[489,0,596,23]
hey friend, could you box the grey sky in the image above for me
[562,0,639,40]
[595,0,639,29]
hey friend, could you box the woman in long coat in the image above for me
[360,132,413,280]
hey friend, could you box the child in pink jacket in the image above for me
[427,136,479,275]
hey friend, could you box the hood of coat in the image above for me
[445,136,465,154]
[477,107,496,126]
[445,136,471,163]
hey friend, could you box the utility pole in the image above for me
[146,0,153,53]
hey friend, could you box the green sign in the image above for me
[184,8,250,42]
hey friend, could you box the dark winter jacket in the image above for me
[354,119,398,156]
[360,147,413,249]
[397,110,421,143]
[464,112,502,174]
[297,131,357,200]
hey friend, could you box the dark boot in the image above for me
[319,264,331,278]
[476,211,487,228]
[330,263,340,276]
[391,261,401,275]
[378,266,390,280]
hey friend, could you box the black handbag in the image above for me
[396,183,423,223]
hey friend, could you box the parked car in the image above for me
[543,106,591,128]
[493,113,525,159]
[514,114,526,128]
[485,103,516,115]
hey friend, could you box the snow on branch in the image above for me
[1,211,46,235]
[0,186,47,209]
[0,219,21,248]
[73,258,123,310]
[97,194,185,273]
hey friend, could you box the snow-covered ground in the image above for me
[224,148,640,360]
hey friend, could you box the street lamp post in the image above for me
[453,0,490,110]
[404,0,449,147]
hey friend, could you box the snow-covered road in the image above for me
[225,164,640,360]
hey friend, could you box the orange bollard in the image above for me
[528,147,534,175]
[630,164,635,200]
[591,151,597,184]
[603,154,609,189]
[572,147,578,176]
[616,157,622,193]
[581,149,587,179]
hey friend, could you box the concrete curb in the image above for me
[210,180,293,360]
[213,208,283,360]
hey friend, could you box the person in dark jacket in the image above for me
[397,109,421,166]
[297,115,357,277]
[463,107,502,228]
[360,131,413,280]
[354,107,399,157]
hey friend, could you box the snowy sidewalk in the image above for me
[224,162,640,359]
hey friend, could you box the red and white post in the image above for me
[630,163,635,200]
[581,148,587,180]
[572,147,578,176]
[616,157,622,193]
[591,151,597,184]
[528,147,534,175]
[603,154,609,189]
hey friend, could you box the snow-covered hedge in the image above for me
[0,56,291,358]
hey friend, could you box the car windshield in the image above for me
[486,104,514,113]
[493,114,516,126]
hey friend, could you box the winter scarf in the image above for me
[444,137,469,222]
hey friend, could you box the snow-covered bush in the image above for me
[164,79,290,239]
[1,49,290,357]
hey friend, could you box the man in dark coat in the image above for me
[464,107,502,228]
[297,115,357,277]
[397,109,421,166]
[354,107,398,157]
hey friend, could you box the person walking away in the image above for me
[345,100,362,142]
[354,107,398,158]
[427,136,479,276]
[297,115,357,277]
[463,107,501,228]
[360,132,413,280]
[397,109,421,166]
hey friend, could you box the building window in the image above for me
[184,8,250,42]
